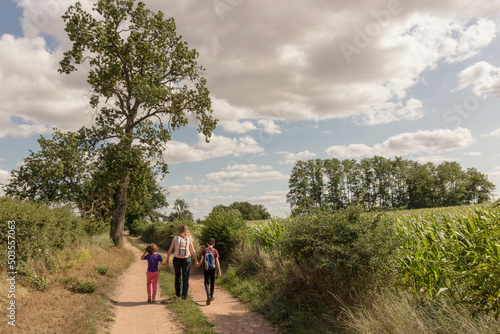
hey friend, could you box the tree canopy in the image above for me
[5,129,168,225]
[211,202,271,220]
[56,0,216,245]
[287,157,495,215]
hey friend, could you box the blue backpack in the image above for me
[204,248,216,270]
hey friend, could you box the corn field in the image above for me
[396,205,500,318]
[249,204,500,318]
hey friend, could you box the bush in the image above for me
[95,265,109,275]
[136,218,198,251]
[199,207,246,259]
[127,216,147,235]
[61,277,98,293]
[281,206,400,305]
[27,273,51,291]
[0,197,92,269]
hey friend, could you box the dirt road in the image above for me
[106,238,182,334]
[112,235,278,334]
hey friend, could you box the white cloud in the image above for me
[257,119,282,134]
[0,169,10,191]
[356,98,425,125]
[219,120,257,134]
[326,128,474,158]
[464,151,482,157]
[457,61,500,97]
[163,133,264,164]
[0,34,90,137]
[482,128,500,138]
[487,167,500,182]
[158,1,499,124]
[325,144,373,159]
[223,164,273,172]
[165,182,245,196]
[205,170,288,183]
[278,150,317,164]
[1,0,498,144]
[413,155,455,164]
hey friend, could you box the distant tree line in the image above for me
[211,201,271,220]
[287,156,495,215]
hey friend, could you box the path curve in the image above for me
[127,235,279,334]
[106,237,183,334]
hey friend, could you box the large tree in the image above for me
[59,0,216,245]
[5,130,168,224]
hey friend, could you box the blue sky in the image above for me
[1,0,500,219]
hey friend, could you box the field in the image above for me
[224,203,500,333]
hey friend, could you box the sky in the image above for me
[1,0,500,219]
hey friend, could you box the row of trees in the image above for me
[287,157,495,214]
[211,201,271,221]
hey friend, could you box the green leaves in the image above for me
[287,157,495,214]
[397,206,500,318]
[57,0,217,245]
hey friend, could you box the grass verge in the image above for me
[0,233,134,334]
[126,236,215,334]
[218,268,333,333]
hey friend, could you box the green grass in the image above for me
[158,272,215,333]
[126,236,215,334]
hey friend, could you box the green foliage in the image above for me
[134,218,197,250]
[0,197,93,266]
[250,218,287,252]
[200,207,247,259]
[27,273,51,291]
[61,276,99,293]
[59,0,217,245]
[281,206,400,301]
[167,198,194,222]
[224,202,271,220]
[95,265,109,276]
[397,206,500,318]
[126,216,148,235]
[287,157,495,214]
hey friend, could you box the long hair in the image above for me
[176,224,192,239]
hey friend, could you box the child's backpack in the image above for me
[204,248,216,270]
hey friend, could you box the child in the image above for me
[141,243,165,303]
[195,237,221,305]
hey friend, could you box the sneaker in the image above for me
[206,297,211,305]
[147,296,152,302]
[210,296,215,301]
[151,300,156,303]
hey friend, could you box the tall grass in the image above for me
[342,289,500,334]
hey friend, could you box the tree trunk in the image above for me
[110,173,130,246]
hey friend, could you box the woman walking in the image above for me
[166,224,198,299]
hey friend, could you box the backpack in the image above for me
[204,248,216,270]
[174,236,190,258]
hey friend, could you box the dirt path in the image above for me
[189,272,278,333]
[106,237,182,334]
[126,235,278,334]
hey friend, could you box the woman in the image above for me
[166,224,198,299]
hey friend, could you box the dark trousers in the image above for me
[173,257,191,299]
[204,268,216,298]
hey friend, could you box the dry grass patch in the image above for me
[0,236,133,334]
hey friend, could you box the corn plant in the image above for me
[396,206,500,318]
[249,218,288,252]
